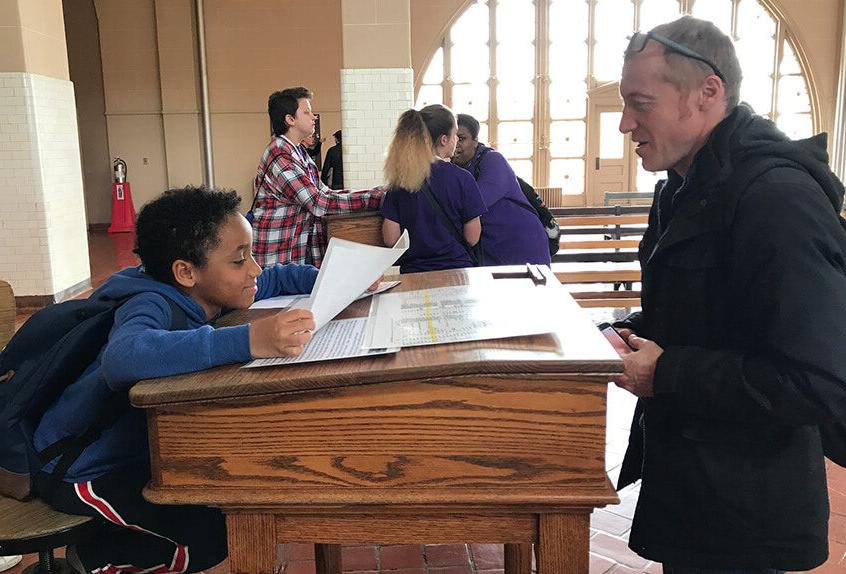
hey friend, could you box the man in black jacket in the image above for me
[320,130,343,190]
[613,15,846,573]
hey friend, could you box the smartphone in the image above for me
[597,322,633,355]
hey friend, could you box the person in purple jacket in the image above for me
[453,113,551,266]
[33,187,318,574]
[381,104,487,273]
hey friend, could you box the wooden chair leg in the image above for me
[504,543,532,574]
[314,544,341,574]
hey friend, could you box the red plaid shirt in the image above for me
[251,136,383,267]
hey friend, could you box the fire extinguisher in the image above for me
[108,157,136,233]
[114,157,127,184]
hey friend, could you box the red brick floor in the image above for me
[4,232,845,574]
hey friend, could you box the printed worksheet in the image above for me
[243,317,399,368]
[292,232,409,331]
[361,283,561,349]
[249,281,401,310]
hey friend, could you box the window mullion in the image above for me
[443,38,454,109]
[586,0,597,88]
[770,19,784,122]
[489,0,498,147]
[730,0,739,40]
[536,0,550,187]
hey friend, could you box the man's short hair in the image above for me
[457,113,481,140]
[134,186,242,285]
[633,16,742,109]
[268,87,312,136]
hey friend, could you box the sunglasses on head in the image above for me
[627,31,726,83]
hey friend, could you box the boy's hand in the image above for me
[249,309,315,358]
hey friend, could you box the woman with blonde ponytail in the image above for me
[381,105,486,272]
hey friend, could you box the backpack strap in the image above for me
[37,296,189,496]
[472,146,491,181]
[419,180,483,266]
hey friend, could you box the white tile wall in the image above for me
[0,72,90,297]
[341,68,413,189]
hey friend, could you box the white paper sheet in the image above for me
[292,231,409,330]
[362,283,562,349]
[249,281,401,310]
[243,317,399,368]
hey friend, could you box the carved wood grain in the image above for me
[274,514,537,544]
[147,377,608,498]
[325,211,383,246]
[537,513,589,573]
[226,513,275,574]
[504,543,533,574]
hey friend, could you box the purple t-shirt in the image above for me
[381,159,487,273]
[465,145,551,266]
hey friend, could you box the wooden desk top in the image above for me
[130,265,623,409]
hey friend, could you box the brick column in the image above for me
[341,0,413,189]
[0,0,89,303]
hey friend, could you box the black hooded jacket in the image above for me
[617,104,846,569]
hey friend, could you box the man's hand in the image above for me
[610,335,663,397]
[249,308,315,358]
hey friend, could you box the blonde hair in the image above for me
[384,105,456,192]
[384,109,434,192]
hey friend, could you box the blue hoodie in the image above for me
[33,263,318,482]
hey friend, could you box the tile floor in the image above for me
[6,231,846,574]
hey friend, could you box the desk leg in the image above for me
[537,513,589,574]
[504,543,532,574]
[315,544,341,574]
[226,513,276,574]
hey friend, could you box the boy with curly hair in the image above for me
[33,186,317,573]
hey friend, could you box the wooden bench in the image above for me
[604,191,654,206]
[550,262,641,309]
[0,495,98,574]
[551,206,649,264]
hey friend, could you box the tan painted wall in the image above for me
[342,0,411,68]
[73,0,842,217]
[203,0,343,204]
[155,0,203,190]
[0,0,70,80]
[94,0,169,211]
[63,0,111,225]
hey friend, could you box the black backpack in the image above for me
[0,295,186,500]
[473,146,561,256]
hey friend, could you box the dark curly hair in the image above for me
[134,186,242,285]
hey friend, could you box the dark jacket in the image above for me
[617,104,846,570]
[321,143,343,189]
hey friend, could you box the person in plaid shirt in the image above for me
[251,87,384,267]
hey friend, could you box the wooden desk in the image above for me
[324,211,383,246]
[130,266,622,574]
